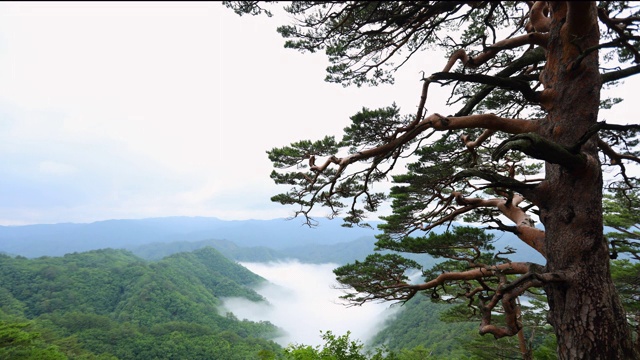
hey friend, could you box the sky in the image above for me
[0,2,637,226]
[0,2,431,225]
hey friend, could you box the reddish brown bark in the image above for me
[453,193,546,257]
[537,2,636,359]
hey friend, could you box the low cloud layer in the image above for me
[221,261,399,347]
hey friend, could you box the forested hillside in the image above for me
[371,296,476,357]
[371,295,557,359]
[0,240,557,359]
[0,247,282,359]
[0,218,553,359]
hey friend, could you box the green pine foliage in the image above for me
[0,248,282,359]
[0,321,69,360]
[283,331,392,360]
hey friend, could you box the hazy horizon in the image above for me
[0,214,356,227]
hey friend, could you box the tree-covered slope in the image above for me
[370,295,476,358]
[0,247,282,359]
[370,293,558,359]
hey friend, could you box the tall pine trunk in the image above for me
[538,3,636,358]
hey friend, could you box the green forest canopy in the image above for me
[0,248,281,359]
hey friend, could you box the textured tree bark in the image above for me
[538,3,637,359]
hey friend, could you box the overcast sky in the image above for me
[0,2,637,226]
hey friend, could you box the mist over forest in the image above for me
[0,216,548,359]
[222,261,398,347]
[0,217,404,350]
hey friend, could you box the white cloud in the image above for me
[38,161,78,176]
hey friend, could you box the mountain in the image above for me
[0,216,382,258]
[128,237,381,264]
[129,236,441,268]
[0,247,267,323]
[370,295,477,357]
[0,247,283,359]
[0,216,546,266]
[130,238,286,262]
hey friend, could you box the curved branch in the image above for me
[417,204,479,232]
[493,133,587,171]
[454,169,539,199]
[411,262,532,292]
[440,32,548,74]
[575,37,640,70]
[428,113,540,134]
[604,14,640,28]
[415,33,546,128]
[598,7,640,63]
[311,113,540,180]
[310,155,340,173]
[411,37,546,134]
[461,129,495,150]
[598,138,640,165]
[405,30,547,144]
[453,193,546,258]
[528,1,551,33]
[479,266,567,338]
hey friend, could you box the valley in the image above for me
[0,217,548,359]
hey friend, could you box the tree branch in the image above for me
[309,113,540,182]
[412,262,532,291]
[528,1,551,33]
[453,193,546,258]
[598,7,640,63]
[479,266,567,339]
[430,72,540,102]
[493,133,587,171]
[454,169,538,198]
[428,113,540,134]
[571,121,640,153]
[602,64,640,83]
[440,32,548,73]
[599,139,640,165]
[456,46,546,116]
[462,129,495,149]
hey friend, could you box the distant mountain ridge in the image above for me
[129,237,387,265]
[0,216,382,258]
[0,216,546,265]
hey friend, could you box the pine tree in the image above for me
[226,2,640,358]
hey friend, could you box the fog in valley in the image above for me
[221,261,400,347]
